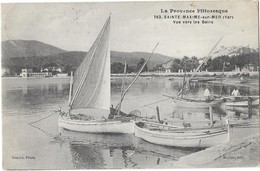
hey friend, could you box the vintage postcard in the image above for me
[1,0,259,169]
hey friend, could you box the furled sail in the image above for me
[69,16,111,110]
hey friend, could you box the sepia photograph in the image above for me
[1,0,259,169]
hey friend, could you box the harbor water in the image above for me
[2,77,259,169]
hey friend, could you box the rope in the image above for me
[29,123,55,137]
[28,112,58,138]
[27,111,92,142]
[142,105,156,110]
[28,112,57,125]
[27,111,101,145]
[143,97,171,108]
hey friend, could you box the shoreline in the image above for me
[1,76,70,79]
[158,134,260,168]
[2,74,259,89]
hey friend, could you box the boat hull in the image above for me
[59,116,135,134]
[171,97,221,109]
[134,122,229,148]
[225,99,259,107]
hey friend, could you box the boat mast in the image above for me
[220,62,225,95]
[117,61,127,115]
[121,61,127,96]
[177,36,223,96]
[115,42,159,111]
[68,71,73,113]
[181,63,187,98]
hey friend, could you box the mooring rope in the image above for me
[27,111,92,144]
[143,98,171,108]
[29,123,55,137]
[27,112,58,138]
[28,112,57,125]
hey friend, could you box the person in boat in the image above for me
[231,86,240,96]
[204,86,211,102]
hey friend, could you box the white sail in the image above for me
[69,16,111,110]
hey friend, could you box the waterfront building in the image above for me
[21,69,33,78]
[56,73,68,77]
[21,68,52,78]
[1,67,10,76]
[162,60,173,73]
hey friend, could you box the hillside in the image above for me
[1,40,174,73]
[2,40,67,58]
[211,46,258,58]
[2,51,86,72]
[111,51,173,69]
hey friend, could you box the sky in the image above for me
[1,1,259,58]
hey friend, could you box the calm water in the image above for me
[2,77,259,169]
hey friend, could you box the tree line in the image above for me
[153,56,200,72]
[153,52,258,73]
[202,52,259,71]
[111,58,148,74]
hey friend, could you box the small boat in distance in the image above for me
[165,37,224,109]
[224,96,259,107]
[164,94,222,109]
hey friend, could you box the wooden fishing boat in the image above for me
[58,16,158,134]
[224,96,259,107]
[59,110,135,134]
[134,121,229,148]
[59,117,134,134]
[164,94,222,109]
[190,77,220,83]
[225,99,259,107]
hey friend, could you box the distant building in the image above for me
[21,68,52,78]
[248,64,255,71]
[162,60,173,73]
[1,67,10,76]
[233,65,240,72]
[57,73,68,77]
[21,69,33,78]
[42,67,62,73]
[31,72,52,78]
[233,64,256,73]
[56,68,62,73]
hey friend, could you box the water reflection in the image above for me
[70,143,105,169]
[2,78,69,117]
[67,136,196,169]
[69,141,138,169]
[58,127,198,169]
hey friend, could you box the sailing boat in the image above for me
[58,16,135,134]
[58,16,158,134]
[164,37,224,109]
